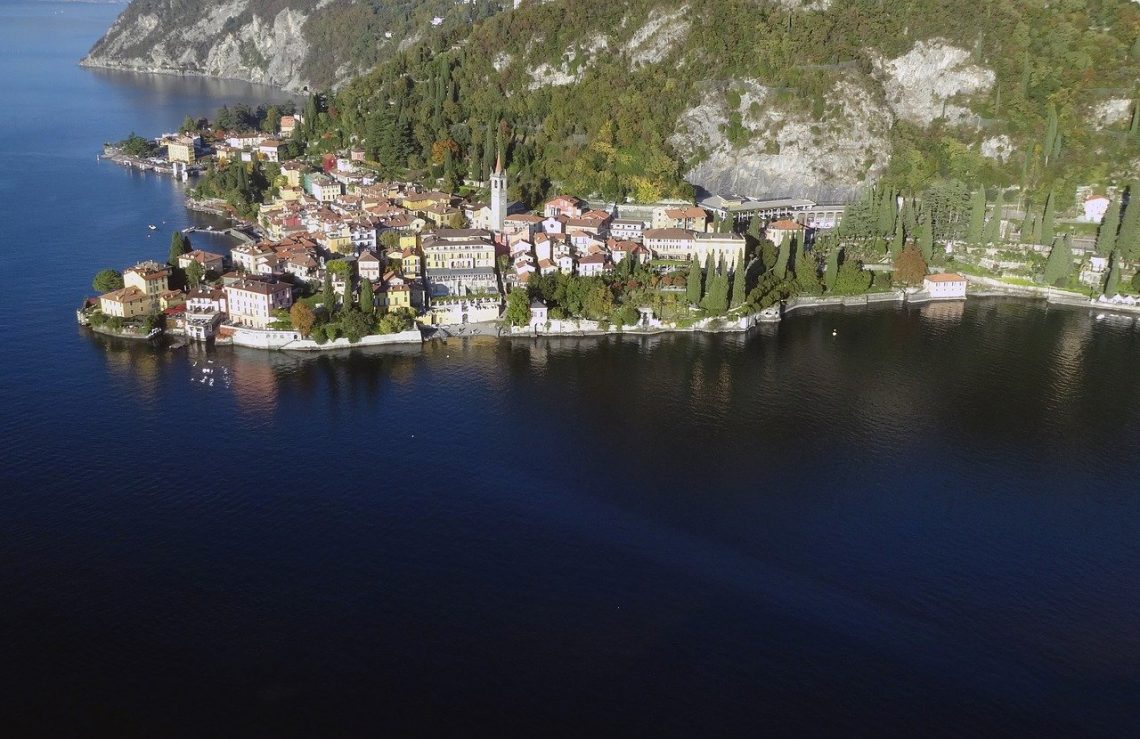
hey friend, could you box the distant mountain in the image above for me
[81,0,506,91]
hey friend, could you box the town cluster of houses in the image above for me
[93,118,841,339]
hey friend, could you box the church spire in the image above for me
[494,149,503,176]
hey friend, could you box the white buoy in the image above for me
[832,329,838,336]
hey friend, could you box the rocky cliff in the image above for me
[81,0,496,92]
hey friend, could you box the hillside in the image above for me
[81,0,505,91]
[90,0,1140,206]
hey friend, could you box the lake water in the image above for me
[2,2,1139,735]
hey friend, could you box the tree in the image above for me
[893,244,928,286]
[776,236,793,280]
[321,271,335,311]
[967,188,987,243]
[360,278,375,315]
[793,244,821,295]
[1096,197,1121,256]
[341,310,373,343]
[185,260,204,289]
[1104,251,1121,296]
[730,254,747,309]
[832,259,873,295]
[917,207,934,261]
[983,190,1003,245]
[824,247,840,292]
[1043,103,1058,165]
[180,115,198,133]
[1042,236,1072,287]
[1041,191,1056,246]
[168,231,191,265]
[890,221,905,258]
[701,255,729,313]
[1117,183,1140,259]
[505,288,531,326]
[290,302,316,337]
[342,276,354,312]
[92,269,123,294]
[686,256,702,305]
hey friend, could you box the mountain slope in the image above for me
[313,0,1140,205]
[89,0,1140,205]
[81,0,505,91]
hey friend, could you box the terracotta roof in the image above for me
[768,219,804,230]
[925,273,966,282]
[100,286,147,303]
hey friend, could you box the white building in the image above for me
[923,273,967,299]
[224,279,293,329]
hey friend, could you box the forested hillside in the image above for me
[91,0,1140,210]
[302,0,1140,209]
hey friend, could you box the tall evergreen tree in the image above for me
[1117,182,1140,259]
[793,242,821,295]
[1104,251,1121,295]
[686,256,703,305]
[1131,101,1139,137]
[1043,103,1058,165]
[824,247,840,292]
[730,253,747,309]
[341,276,353,312]
[917,207,934,261]
[1096,197,1121,256]
[877,187,896,236]
[967,188,987,243]
[1042,235,1072,287]
[1041,191,1056,246]
[168,231,191,265]
[983,190,1004,245]
[321,271,335,311]
[360,278,375,315]
[890,221,905,258]
[901,196,917,237]
[776,236,794,280]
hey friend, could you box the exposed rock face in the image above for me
[625,6,689,66]
[872,40,994,126]
[82,0,314,90]
[1091,98,1133,128]
[526,36,609,90]
[672,76,893,202]
[980,135,1014,162]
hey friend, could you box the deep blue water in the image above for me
[2,2,1140,735]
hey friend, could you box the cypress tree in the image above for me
[360,278,375,315]
[890,221,905,258]
[917,207,934,261]
[983,191,1004,245]
[878,188,896,236]
[1042,236,1072,287]
[730,253,747,309]
[776,236,793,280]
[824,247,840,292]
[967,188,987,243]
[1019,212,1034,244]
[901,196,917,236]
[1104,251,1121,296]
[1044,103,1058,165]
[1096,197,1121,256]
[1131,101,1139,137]
[321,270,335,311]
[794,242,821,295]
[1041,191,1056,246]
[686,256,702,305]
[1117,182,1140,259]
[342,276,353,312]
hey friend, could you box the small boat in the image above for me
[148,224,157,230]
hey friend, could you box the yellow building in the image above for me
[99,286,151,318]
[166,136,196,164]
[123,261,171,312]
[281,162,305,188]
